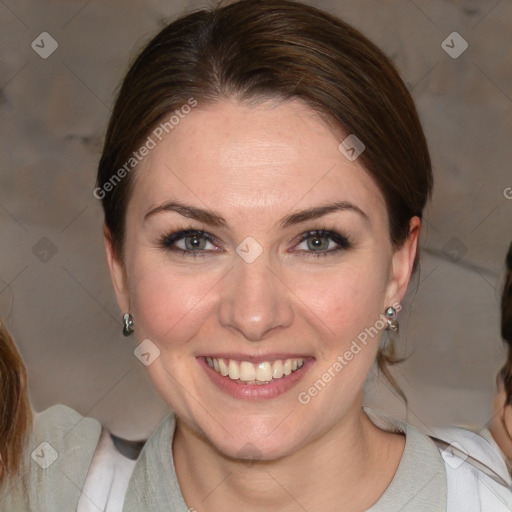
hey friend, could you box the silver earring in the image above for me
[384,306,399,332]
[123,313,134,336]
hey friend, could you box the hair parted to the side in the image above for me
[97,0,433,401]
[0,318,32,484]
[498,241,512,404]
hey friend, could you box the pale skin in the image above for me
[489,380,512,461]
[105,98,420,511]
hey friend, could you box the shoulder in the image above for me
[364,406,512,511]
[364,406,448,511]
[31,404,102,483]
[0,404,102,512]
[33,403,101,442]
[429,425,512,510]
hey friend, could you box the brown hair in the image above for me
[498,241,512,403]
[97,0,433,398]
[0,319,32,483]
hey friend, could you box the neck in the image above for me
[172,397,404,512]
[489,415,512,461]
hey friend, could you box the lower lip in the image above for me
[199,357,313,400]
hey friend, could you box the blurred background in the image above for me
[0,0,511,440]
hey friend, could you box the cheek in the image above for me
[127,256,221,346]
[291,262,388,344]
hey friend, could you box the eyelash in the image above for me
[157,226,352,258]
[158,228,218,258]
[294,228,352,257]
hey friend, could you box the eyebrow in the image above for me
[279,201,369,229]
[143,200,368,229]
[144,200,228,228]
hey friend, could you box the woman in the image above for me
[95,1,512,510]
[0,318,32,486]
[2,0,511,510]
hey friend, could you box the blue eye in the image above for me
[294,230,351,256]
[160,229,217,255]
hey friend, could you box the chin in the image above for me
[191,411,314,463]
[213,431,303,463]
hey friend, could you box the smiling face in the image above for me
[105,98,419,460]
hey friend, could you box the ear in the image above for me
[384,217,421,307]
[103,226,130,314]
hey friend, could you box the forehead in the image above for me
[132,99,386,218]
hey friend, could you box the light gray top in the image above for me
[0,404,101,511]
[123,406,447,511]
[0,404,449,511]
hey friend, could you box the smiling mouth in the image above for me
[205,357,306,384]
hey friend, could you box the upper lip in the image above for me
[199,353,312,363]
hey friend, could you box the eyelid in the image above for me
[162,228,216,244]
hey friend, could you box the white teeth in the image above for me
[239,361,256,381]
[207,357,305,383]
[256,362,272,382]
[218,359,229,376]
[272,360,284,379]
[228,359,240,380]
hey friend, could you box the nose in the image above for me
[218,256,294,342]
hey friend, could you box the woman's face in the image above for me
[106,98,419,460]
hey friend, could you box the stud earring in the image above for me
[122,313,134,336]
[384,306,399,332]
